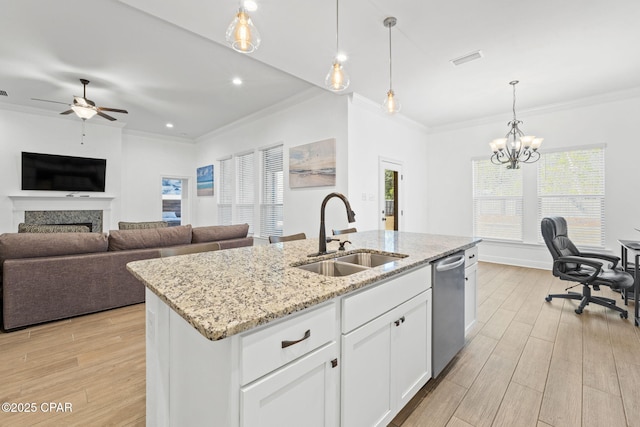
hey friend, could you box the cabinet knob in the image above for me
[331,358,338,368]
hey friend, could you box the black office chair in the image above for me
[269,233,306,244]
[541,216,633,318]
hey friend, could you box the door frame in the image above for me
[379,158,403,231]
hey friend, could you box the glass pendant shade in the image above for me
[325,61,350,92]
[71,105,97,120]
[226,7,261,53]
[383,90,401,114]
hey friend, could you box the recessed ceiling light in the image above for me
[232,77,243,85]
[166,123,174,128]
[243,0,258,12]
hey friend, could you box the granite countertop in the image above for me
[127,230,480,341]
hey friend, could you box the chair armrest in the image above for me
[553,256,602,283]
[579,252,620,269]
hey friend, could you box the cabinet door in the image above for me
[464,262,478,334]
[342,309,395,427]
[241,342,339,427]
[393,290,432,409]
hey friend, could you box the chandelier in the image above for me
[489,80,543,169]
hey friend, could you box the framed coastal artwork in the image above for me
[289,138,336,188]
[197,164,214,196]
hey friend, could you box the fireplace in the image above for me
[8,194,114,233]
[24,210,103,232]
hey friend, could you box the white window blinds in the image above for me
[537,146,605,247]
[472,158,523,241]
[260,145,283,238]
[236,152,255,233]
[218,157,232,225]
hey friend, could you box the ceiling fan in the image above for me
[32,78,128,121]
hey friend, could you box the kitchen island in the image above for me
[127,230,480,427]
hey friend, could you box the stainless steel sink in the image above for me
[297,260,369,277]
[335,252,407,267]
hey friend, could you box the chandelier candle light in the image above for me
[489,80,543,169]
[226,2,261,53]
[325,0,349,91]
[383,17,400,114]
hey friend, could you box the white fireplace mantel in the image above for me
[9,194,115,232]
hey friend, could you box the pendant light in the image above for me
[324,0,349,91]
[383,17,400,114]
[489,81,543,169]
[226,1,261,53]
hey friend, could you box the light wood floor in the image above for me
[1,262,638,426]
[391,262,640,427]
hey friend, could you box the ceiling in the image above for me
[1,0,639,139]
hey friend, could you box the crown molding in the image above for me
[427,86,640,134]
[122,128,194,144]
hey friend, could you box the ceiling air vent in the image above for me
[0,90,7,96]
[450,50,483,67]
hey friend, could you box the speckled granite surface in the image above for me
[127,230,480,341]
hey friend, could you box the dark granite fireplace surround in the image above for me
[24,210,104,233]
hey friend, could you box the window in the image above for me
[260,145,283,238]
[537,146,605,247]
[218,157,232,225]
[236,152,255,233]
[472,158,523,241]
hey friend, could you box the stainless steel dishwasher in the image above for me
[432,252,466,377]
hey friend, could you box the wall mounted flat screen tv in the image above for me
[21,152,107,192]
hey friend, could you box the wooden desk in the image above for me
[618,240,640,326]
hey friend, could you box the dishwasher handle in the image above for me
[435,254,465,272]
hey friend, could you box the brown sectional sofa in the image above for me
[0,223,252,331]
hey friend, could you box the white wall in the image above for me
[347,94,430,233]
[194,89,350,238]
[121,131,196,226]
[0,106,196,233]
[426,93,640,269]
[0,107,124,232]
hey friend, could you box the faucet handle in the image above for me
[326,237,340,244]
[338,240,352,251]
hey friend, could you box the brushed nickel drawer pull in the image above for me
[281,329,311,348]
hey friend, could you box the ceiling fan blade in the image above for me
[31,98,69,105]
[99,107,128,114]
[97,111,117,121]
[60,110,74,115]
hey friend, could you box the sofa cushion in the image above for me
[191,224,249,243]
[0,232,108,265]
[118,221,168,230]
[108,225,192,251]
[18,223,91,233]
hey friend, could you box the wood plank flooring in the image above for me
[392,262,640,427]
[0,262,638,426]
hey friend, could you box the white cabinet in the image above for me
[241,342,339,427]
[464,246,478,334]
[341,267,432,427]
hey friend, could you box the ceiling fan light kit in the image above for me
[325,0,349,92]
[382,17,401,114]
[226,5,261,53]
[489,80,543,169]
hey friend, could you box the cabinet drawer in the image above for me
[465,246,478,266]
[342,265,430,334]
[241,302,337,385]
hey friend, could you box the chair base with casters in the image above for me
[545,284,628,318]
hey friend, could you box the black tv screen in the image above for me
[21,152,106,192]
